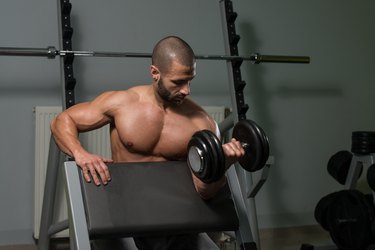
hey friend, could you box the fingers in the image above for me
[222,138,245,157]
[76,155,112,186]
[222,138,246,169]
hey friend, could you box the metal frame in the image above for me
[345,153,375,190]
[38,138,67,250]
[63,162,91,250]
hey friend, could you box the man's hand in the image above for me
[222,138,246,169]
[73,150,113,185]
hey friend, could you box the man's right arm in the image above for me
[50,92,119,185]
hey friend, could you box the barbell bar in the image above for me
[0,46,310,64]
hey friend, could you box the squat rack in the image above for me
[0,0,309,249]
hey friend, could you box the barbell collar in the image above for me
[0,46,310,64]
[252,53,310,64]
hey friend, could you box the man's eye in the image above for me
[173,80,186,85]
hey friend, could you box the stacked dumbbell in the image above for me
[314,131,375,250]
[326,131,375,186]
[352,131,375,155]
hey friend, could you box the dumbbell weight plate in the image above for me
[352,139,375,145]
[314,192,337,231]
[327,150,353,185]
[367,164,375,192]
[188,130,226,183]
[188,132,212,182]
[327,190,374,250]
[352,131,375,137]
[199,130,222,183]
[204,130,226,182]
[257,122,270,167]
[352,148,375,155]
[232,120,269,172]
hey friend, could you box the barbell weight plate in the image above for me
[203,130,226,182]
[327,190,374,250]
[232,120,269,172]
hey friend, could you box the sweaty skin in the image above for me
[51,50,245,200]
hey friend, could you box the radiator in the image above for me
[33,106,64,238]
[33,105,227,238]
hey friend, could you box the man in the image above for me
[51,36,245,249]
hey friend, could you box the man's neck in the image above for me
[149,84,170,111]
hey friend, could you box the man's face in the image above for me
[156,61,196,105]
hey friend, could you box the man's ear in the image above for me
[150,65,160,82]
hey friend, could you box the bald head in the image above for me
[152,36,195,74]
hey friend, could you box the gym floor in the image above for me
[0,225,333,250]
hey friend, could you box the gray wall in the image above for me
[0,0,374,245]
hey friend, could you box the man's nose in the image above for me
[180,83,190,95]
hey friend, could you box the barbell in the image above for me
[0,46,310,64]
[187,119,269,183]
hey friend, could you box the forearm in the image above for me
[191,173,227,200]
[50,115,86,158]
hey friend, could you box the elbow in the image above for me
[199,191,216,201]
[50,117,57,135]
[195,186,215,201]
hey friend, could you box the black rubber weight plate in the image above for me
[204,130,226,181]
[232,120,264,172]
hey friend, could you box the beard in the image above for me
[157,79,186,105]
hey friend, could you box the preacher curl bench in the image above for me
[38,133,271,250]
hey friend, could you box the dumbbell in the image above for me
[327,150,366,185]
[367,164,375,192]
[187,119,269,183]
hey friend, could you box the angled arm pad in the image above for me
[79,161,239,239]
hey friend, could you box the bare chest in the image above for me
[112,108,199,160]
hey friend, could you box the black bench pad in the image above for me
[79,161,239,238]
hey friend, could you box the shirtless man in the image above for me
[51,36,245,249]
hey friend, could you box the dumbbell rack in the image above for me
[345,154,375,189]
[303,132,375,250]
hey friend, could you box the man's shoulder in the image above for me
[99,88,140,102]
[179,99,216,127]
[181,98,206,113]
